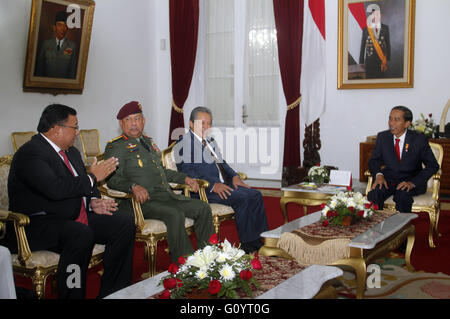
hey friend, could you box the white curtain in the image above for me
[244,0,280,126]
[205,0,235,126]
[203,0,280,127]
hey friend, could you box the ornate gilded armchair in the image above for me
[98,182,196,278]
[0,155,105,298]
[11,131,36,152]
[365,142,443,248]
[79,129,104,165]
[161,142,247,237]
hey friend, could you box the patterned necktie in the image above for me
[202,139,228,183]
[395,138,401,161]
[59,150,88,225]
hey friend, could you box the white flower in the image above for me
[186,246,218,268]
[216,252,229,263]
[219,264,236,281]
[195,269,207,280]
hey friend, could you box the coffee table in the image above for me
[259,211,418,299]
[104,259,343,299]
[280,180,366,223]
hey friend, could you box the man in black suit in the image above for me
[368,106,439,213]
[175,107,268,254]
[7,104,135,298]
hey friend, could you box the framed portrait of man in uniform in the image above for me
[338,0,415,89]
[23,0,95,94]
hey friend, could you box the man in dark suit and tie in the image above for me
[7,104,135,298]
[175,107,269,254]
[367,106,439,213]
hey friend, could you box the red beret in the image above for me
[117,101,143,120]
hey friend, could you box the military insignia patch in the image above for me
[151,141,161,153]
[126,143,139,152]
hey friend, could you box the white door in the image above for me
[185,0,286,181]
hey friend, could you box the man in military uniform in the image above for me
[359,4,391,79]
[35,11,79,79]
[104,101,215,262]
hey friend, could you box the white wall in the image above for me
[0,0,161,154]
[0,0,449,181]
[314,0,450,179]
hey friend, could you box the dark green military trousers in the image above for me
[119,197,214,262]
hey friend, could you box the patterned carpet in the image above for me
[334,252,450,299]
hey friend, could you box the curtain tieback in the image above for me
[287,96,302,111]
[172,99,184,114]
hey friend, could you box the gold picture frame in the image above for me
[338,0,415,89]
[23,0,95,94]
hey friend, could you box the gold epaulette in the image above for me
[107,135,127,143]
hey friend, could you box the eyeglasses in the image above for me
[60,124,79,130]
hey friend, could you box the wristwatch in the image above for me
[130,183,137,191]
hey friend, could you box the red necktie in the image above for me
[395,138,401,161]
[59,150,89,225]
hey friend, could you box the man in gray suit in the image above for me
[35,11,79,79]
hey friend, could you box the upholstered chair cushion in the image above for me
[0,163,10,211]
[385,193,435,207]
[141,218,194,235]
[11,244,105,268]
[210,203,235,216]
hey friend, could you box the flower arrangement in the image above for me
[307,164,330,184]
[410,113,437,138]
[320,191,379,226]
[158,234,262,299]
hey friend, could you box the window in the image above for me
[204,0,280,127]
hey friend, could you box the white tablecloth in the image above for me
[0,245,16,299]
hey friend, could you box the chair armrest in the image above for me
[431,172,441,201]
[364,170,372,195]
[237,172,247,181]
[97,184,145,232]
[0,210,32,266]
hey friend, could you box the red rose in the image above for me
[315,163,320,167]
[163,278,177,289]
[322,219,329,227]
[364,203,371,209]
[251,257,262,270]
[209,233,218,245]
[320,203,326,209]
[357,210,364,217]
[176,278,183,287]
[168,263,179,274]
[159,289,171,299]
[326,211,333,218]
[178,256,186,265]
[348,206,355,212]
[429,113,432,118]
[373,204,379,210]
[346,186,352,191]
[208,280,222,295]
[239,270,252,281]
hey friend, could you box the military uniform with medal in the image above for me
[104,101,215,262]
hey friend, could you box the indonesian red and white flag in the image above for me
[300,0,326,126]
[348,2,367,64]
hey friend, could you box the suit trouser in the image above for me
[204,186,269,244]
[7,211,135,299]
[138,198,214,262]
[367,185,425,213]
